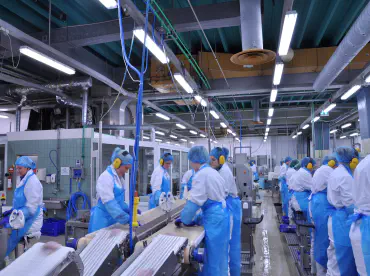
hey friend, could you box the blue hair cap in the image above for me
[111,147,133,165]
[188,146,209,164]
[15,156,36,170]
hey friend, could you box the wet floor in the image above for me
[252,190,297,276]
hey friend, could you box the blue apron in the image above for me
[226,195,241,276]
[88,166,128,233]
[310,189,332,267]
[293,190,311,222]
[180,171,194,199]
[6,172,41,256]
[281,179,288,216]
[148,167,170,209]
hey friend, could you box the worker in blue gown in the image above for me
[249,160,259,181]
[326,147,359,276]
[280,156,292,216]
[349,153,370,276]
[88,147,133,233]
[284,159,300,217]
[180,146,229,275]
[148,152,173,209]
[210,147,241,276]
[309,155,337,276]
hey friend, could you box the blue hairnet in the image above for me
[15,156,36,170]
[335,147,358,164]
[111,147,133,165]
[249,160,255,166]
[188,146,209,164]
[290,159,300,168]
[210,147,229,160]
[322,155,337,165]
[285,156,292,163]
[161,152,174,163]
[301,157,316,167]
[280,160,284,165]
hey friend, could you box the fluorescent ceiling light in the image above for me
[312,116,320,123]
[302,124,310,130]
[273,63,284,85]
[341,123,351,129]
[232,132,236,137]
[267,118,271,125]
[292,135,297,139]
[180,138,187,142]
[200,134,206,138]
[142,135,150,140]
[210,110,220,119]
[330,129,338,134]
[341,85,361,100]
[170,134,177,139]
[278,11,298,56]
[236,137,240,142]
[155,113,170,121]
[166,141,171,144]
[220,122,227,128]
[194,95,207,107]
[263,139,267,142]
[0,115,9,119]
[20,46,75,75]
[98,0,117,9]
[175,144,180,146]
[270,88,278,103]
[155,139,163,142]
[133,28,168,64]
[227,129,233,134]
[268,108,274,117]
[174,73,193,93]
[350,133,359,137]
[213,141,218,144]
[340,136,346,139]
[365,75,370,83]
[176,123,186,129]
[297,131,302,135]
[323,103,336,113]
[0,109,9,112]
[190,130,197,135]
[190,141,194,144]
[155,131,165,136]
[266,128,270,133]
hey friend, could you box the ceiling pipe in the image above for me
[313,2,370,92]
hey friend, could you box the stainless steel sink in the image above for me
[43,198,68,210]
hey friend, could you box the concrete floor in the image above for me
[252,190,297,276]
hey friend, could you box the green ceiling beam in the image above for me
[20,0,66,27]
[0,6,37,33]
[295,0,318,48]
[313,0,341,47]
[197,30,211,51]
[217,28,229,53]
[296,95,304,106]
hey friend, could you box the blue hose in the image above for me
[66,181,90,221]
[49,150,58,172]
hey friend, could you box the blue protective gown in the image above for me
[149,167,170,209]
[6,172,41,256]
[281,178,289,216]
[88,166,129,233]
[292,190,311,222]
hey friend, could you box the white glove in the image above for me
[9,209,25,229]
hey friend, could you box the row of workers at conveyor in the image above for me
[279,147,370,276]
[0,145,242,275]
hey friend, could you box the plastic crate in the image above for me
[41,218,66,236]
[279,224,296,233]
[282,216,290,225]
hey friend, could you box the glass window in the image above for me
[129,146,154,196]
[0,145,4,191]
[181,151,188,178]
[172,150,180,196]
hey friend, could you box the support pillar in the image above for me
[297,134,308,159]
[314,122,330,158]
[357,87,370,154]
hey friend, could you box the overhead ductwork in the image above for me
[231,0,275,66]
[313,2,370,92]
[251,100,263,124]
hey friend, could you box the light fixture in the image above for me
[155,139,163,142]
[190,141,194,144]
[278,11,298,56]
[270,88,278,103]
[341,123,351,129]
[220,122,227,128]
[312,116,320,123]
[341,85,361,100]
[155,131,165,136]
[174,73,193,93]
[0,109,9,112]
[227,129,233,134]
[267,118,271,125]
[194,95,207,107]
[200,134,206,138]
[190,130,197,135]
[266,128,270,132]
[292,135,297,139]
[210,110,220,119]
[297,131,302,135]
[365,75,370,83]
[20,46,75,75]
[213,141,218,144]
[133,28,168,64]
[236,137,240,142]
[268,108,274,117]
[142,135,150,140]
[232,132,236,137]
[166,141,171,144]
[170,134,177,139]
[263,139,267,142]
[0,114,9,119]
[330,129,338,134]
[155,113,170,121]
[340,136,346,139]
[273,63,284,85]
[176,123,186,129]
[180,138,187,142]
[98,0,117,9]
[175,144,180,146]
[302,124,310,130]
[323,103,336,113]
[350,133,359,137]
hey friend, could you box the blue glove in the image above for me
[137,209,141,215]
[2,209,13,217]
[175,217,196,227]
[105,200,130,225]
[0,216,10,227]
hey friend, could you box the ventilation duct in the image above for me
[313,2,370,92]
[251,100,263,124]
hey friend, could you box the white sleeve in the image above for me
[302,173,313,191]
[189,173,207,206]
[339,175,355,207]
[181,170,192,184]
[280,164,287,177]
[150,167,163,193]
[97,172,115,204]
[24,176,43,215]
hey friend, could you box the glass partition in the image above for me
[130,146,154,196]
[0,145,4,191]
[181,151,188,179]
[172,150,180,196]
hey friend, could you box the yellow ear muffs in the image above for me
[350,158,359,170]
[160,158,164,166]
[328,160,336,168]
[219,155,225,165]
[306,163,313,170]
[113,158,122,169]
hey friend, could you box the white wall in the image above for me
[0,110,30,134]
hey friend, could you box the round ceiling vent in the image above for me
[230,48,276,66]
